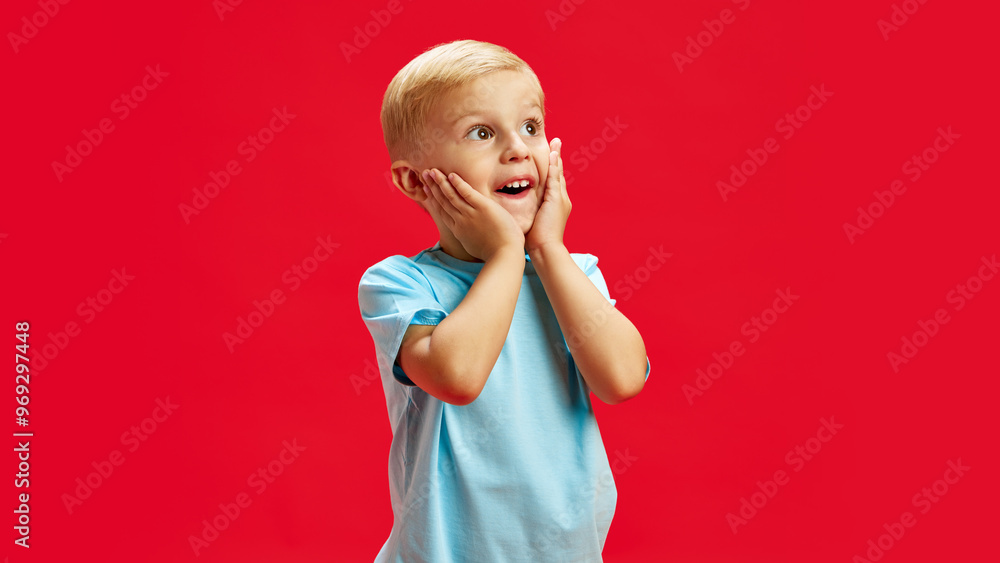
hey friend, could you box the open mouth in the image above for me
[495,178,533,196]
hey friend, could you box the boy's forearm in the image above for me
[528,243,647,404]
[429,247,525,396]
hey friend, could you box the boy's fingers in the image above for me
[555,145,566,191]
[421,170,436,201]
[437,170,479,213]
[445,172,483,207]
[431,170,464,209]
[421,184,439,212]
[423,170,456,220]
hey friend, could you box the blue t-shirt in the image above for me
[358,242,650,563]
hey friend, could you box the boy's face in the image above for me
[397,70,550,235]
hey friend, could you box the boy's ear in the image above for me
[390,160,429,203]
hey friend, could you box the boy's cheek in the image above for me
[530,182,541,198]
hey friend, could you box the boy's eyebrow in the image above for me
[451,111,485,124]
[449,101,543,127]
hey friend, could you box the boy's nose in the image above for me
[502,133,530,161]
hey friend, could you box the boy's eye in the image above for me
[466,126,493,141]
[464,120,542,141]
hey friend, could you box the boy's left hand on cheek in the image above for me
[525,137,571,253]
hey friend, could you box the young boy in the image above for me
[358,39,650,562]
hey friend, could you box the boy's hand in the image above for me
[525,138,571,254]
[422,168,525,261]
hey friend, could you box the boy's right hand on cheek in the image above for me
[421,169,524,262]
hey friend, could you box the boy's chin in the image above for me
[517,218,536,237]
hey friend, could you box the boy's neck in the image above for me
[436,232,527,263]
[437,234,483,263]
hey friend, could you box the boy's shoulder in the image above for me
[359,245,445,281]
[358,251,431,291]
[361,252,421,274]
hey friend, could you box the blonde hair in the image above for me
[380,39,545,163]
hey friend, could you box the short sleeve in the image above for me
[358,256,449,386]
[572,253,616,307]
[570,253,651,381]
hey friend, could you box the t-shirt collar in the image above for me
[426,241,533,271]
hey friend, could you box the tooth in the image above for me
[520,180,528,187]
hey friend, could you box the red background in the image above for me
[4,0,998,561]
